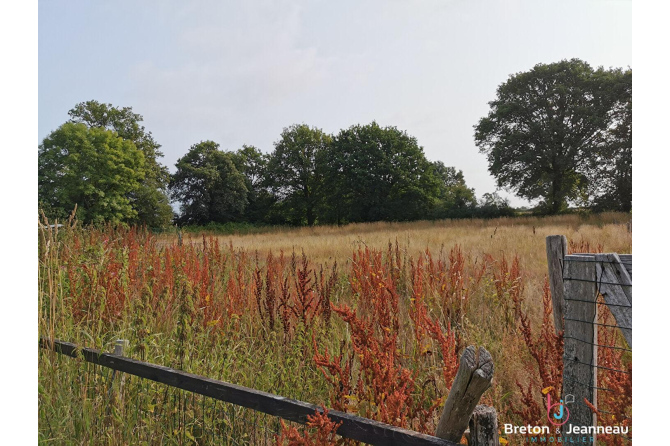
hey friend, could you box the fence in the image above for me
[40,338,500,445]
[546,235,632,444]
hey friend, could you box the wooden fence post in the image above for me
[546,235,567,335]
[177,227,183,246]
[561,255,597,443]
[595,253,632,347]
[468,405,499,446]
[435,346,494,443]
[107,339,129,404]
[618,254,632,279]
[114,339,128,356]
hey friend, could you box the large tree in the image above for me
[38,122,145,224]
[230,145,275,223]
[266,124,332,226]
[322,122,440,223]
[474,59,630,214]
[170,141,248,225]
[68,100,173,226]
[588,68,632,212]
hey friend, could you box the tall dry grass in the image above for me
[167,213,630,289]
[39,212,632,444]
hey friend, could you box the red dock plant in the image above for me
[512,276,564,426]
[314,247,460,435]
[593,303,632,445]
[276,407,343,445]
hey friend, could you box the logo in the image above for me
[503,387,628,441]
[545,393,570,426]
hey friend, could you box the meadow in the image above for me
[38,212,632,445]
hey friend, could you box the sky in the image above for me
[38,0,632,208]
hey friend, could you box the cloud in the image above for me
[130,2,336,119]
[126,0,356,164]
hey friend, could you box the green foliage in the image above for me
[475,59,631,214]
[588,68,632,212]
[230,145,276,223]
[475,192,515,218]
[266,124,332,226]
[170,141,248,225]
[321,122,440,223]
[432,161,478,218]
[38,122,146,224]
[68,100,173,226]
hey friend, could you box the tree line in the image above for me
[38,59,631,227]
[38,105,508,227]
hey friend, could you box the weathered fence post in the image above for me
[435,346,494,443]
[114,338,128,356]
[618,254,632,279]
[546,235,567,335]
[547,237,633,443]
[595,253,632,347]
[561,255,597,443]
[468,405,499,446]
[176,225,183,246]
[107,339,129,404]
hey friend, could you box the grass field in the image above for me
[39,212,632,444]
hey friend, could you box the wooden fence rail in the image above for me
[40,338,458,446]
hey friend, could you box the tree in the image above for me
[474,59,629,214]
[588,68,632,212]
[432,161,477,217]
[38,122,145,224]
[266,124,332,226]
[68,100,173,226]
[170,141,248,225]
[475,192,514,218]
[322,122,440,223]
[230,145,275,223]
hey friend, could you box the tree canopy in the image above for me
[322,122,440,223]
[229,145,275,223]
[474,59,631,214]
[588,68,632,212]
[432,162,477,218]
[266,124,332,226]
[38,122,146,224]
[68,100,173,226]
[39,98,561,228]
[170,141,248,225]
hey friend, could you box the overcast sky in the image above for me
[38,0,631,207]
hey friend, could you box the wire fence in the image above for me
[560,255,632,443]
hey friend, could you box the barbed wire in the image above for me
[561,258,632,266]
[564,316,631,330]
[562,335,632,352]
[566,357,631,375]
[561,276,632,286]
[563,296,631,308]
